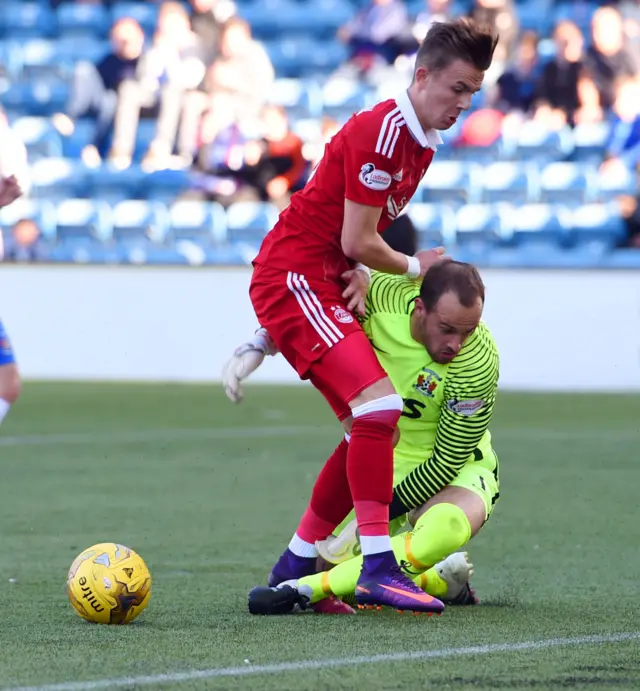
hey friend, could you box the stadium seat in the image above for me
[508,203,570,247]
[538,162,593,205]
[11,116,62,160]
[111,200,169,244]
[595,164,637,199]
[55,199,112,242]
[226,201,280,244]
[0,3,57,39]
[48,242,119,264]
[406,204,456,246]
[141,169,191,202]
[321,79,368,120]
[419,161,474,204]
[19,40,63,79]
[56,3,109,39]
[89,165,145,203]
[477,162,534,204]
[504,121,573,163]
[269,79,322,118]
[572,122,610,163]
[0,198,56,238]
[454,204,507,247]
[168,201,228,245]
[0,78,69,116]
[567,203,626,249]
[30,158,88,200]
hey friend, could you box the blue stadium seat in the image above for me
[55,199,112,243]
[11,116,62,160]
[168,201,228,245]
[568,203,626,249]
[111,200,169,244]
[419,161,474,204]
[53,37,111,67]
[509,204,570,247]
[602,249,640,268]
[56,3,110,38]
[454,204,506,247]
[477,162,533,203]
[406,204,456,246]
[321,80,367,119]
[0,4,57,39]
[0,42,23,81]
[49,242,120,264]
[89,165,145,203]
[269,79,322,118]
[595,165,637,199]
[60,118,93,159]
[572,122,610,163]
[19,40,63,79]
[504,121,573,163]
[0,199,56,238]
[538,162,593,205]
[30,158,88,200]
[226,201,280,243]
[141,169,191,202]
[0,78,69,116]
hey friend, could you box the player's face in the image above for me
[412,291,483,364]
[413,60,485,131]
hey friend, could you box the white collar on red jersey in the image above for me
[395,90,443,152]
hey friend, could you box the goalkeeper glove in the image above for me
[221,328,277,404]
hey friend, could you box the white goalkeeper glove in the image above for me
[221,328,277,404]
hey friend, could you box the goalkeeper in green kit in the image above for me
[222,261,500,614]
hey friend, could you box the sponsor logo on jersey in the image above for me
[446,399,485,416]
[359,163,392,191]
[392,168,404,182]
[414,368,442,398]
[331,306,354,324]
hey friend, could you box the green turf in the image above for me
[0,383,639,690]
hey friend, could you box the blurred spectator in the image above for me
[574,72,604,125]
[0,110,30,198]
[110,3,207,170]
[189,0,237,66]
[0,219,48,263]
[470,0,519,82]
[412,0,452,43]
[338,0,417,72]
[189,92,252,205]
[52,18,144,167]
[585,6,640,111]
[602,76,640,172]
[202,18,275,129]
[241,105,307,210]
[534,20,585,129]
[494,30,540,114]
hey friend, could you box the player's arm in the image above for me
[342,137,443,277]
[390,336,500,517]
[221,328,278,404]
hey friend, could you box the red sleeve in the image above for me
[343,116,399,208]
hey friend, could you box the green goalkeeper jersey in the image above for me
[361,272,500,511]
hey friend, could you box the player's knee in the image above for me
[0,364,21,404]
[410,503,471,565]
[351,393,404,427]
[349,377,396,409]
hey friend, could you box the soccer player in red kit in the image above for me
[247,19,497,614]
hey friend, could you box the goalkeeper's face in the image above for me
[412,291,483,364]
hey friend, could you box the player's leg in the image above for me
[295,464,498,607]
[0,321,21,427]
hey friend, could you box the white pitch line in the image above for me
[4,632,639,691]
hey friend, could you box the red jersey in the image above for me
[253,90,443,282]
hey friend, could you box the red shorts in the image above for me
[250,264,387,419]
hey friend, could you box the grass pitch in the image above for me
[0,383,639,690]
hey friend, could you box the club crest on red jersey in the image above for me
[414,368,442,398]
[331,306,354,324]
